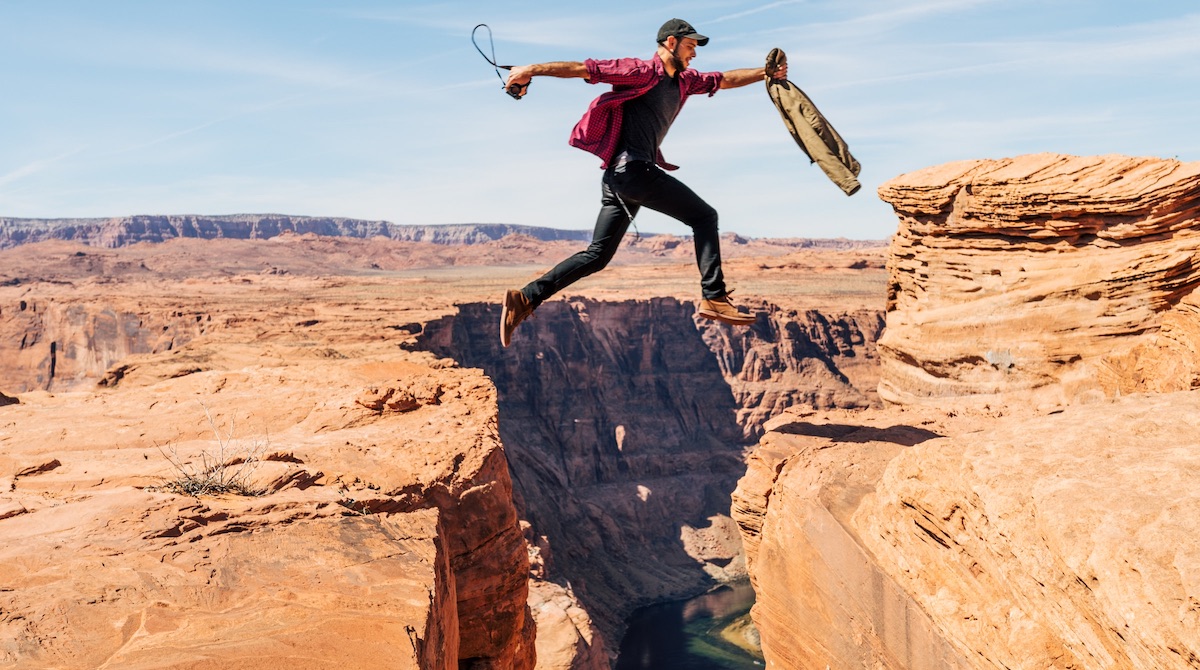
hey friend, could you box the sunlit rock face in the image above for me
[876,153,1200,405]
[735,395,1200,670]
[732,153,1200,670]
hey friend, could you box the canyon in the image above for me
[5,152,1198,670]
[0,227,885,668]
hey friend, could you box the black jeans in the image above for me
[522,160,727,306]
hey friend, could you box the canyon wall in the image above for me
[735,397,1200,670]
[876,153,1200,405]
[0,297,207,393]
[0,216,595,248]
[0,270,544,669]
[1,352,537,668]
[736,154,1200,668]
[416,297,883,651]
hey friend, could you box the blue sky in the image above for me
[2,1,1197,240]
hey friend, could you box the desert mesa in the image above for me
[2,152,1200,669]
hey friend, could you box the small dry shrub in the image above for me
[155,403,266,497]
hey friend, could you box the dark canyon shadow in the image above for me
[416,297,751,635]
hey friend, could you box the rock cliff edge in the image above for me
[736,154,1200,669]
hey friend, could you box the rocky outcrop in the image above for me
[0,298,207,392]
[0,215,596,249]
[734,396,1200,669]
[0,335,534,669]
[734,153,1200,669]
[732,408,975,669]
[877,153,1200,405]
[416,297,883,652]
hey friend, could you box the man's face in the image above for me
[668,36,699,69]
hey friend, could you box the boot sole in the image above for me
[500,293,513,347]
[697,309,756,326]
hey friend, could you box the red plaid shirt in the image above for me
[569,53,723,171]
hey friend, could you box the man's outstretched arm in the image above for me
[720,62,788,89]
[505,62,589,96]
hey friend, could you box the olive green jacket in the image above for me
[765,48,861,196]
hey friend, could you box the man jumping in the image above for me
[500,18,787,347]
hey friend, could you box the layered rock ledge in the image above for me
[0,354,534,668]
[734,153,1200,669]
[734,397,1200,669]
[877,153,1200,404]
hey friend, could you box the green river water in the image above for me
[615,581,764,669]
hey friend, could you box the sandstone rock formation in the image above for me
[734,153,1200,669]
[735,396,1200,669]
[877,153,1200,405]
[0,274,539,668]
[0,234,887,668]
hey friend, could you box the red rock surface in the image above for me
[0,234,886,668]
[877,153,1200,405]
[735,396,1200,669]
[0,276,536,668]
[734,154,1200,669]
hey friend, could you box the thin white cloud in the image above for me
[756,0,1004,41]
[0,148,87,188]
[707,0,807,24]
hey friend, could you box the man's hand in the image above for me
[502,62,588,98]
[764,49,789,81]
[505,66,533,98]
[721,66,782,89]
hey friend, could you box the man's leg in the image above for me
[611,162,756,325]
[521,178,635,307]
[501,176,636,346]
[609,162,725,298]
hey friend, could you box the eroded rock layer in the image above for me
[0,283,536,669]
[735,396,1200,669]
[877,153,1200,404]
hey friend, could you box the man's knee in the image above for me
[582,241,617,270]
[691,206,719,233]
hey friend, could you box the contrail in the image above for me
[0,147,88,187]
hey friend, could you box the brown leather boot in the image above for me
[697,291,757,326]
[500,289,534,347]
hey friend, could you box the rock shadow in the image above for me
[773,420,942,446]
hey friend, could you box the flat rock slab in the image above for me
[735,392,1200,669]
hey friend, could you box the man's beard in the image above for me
[670,50,686,72]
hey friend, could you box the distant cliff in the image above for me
[0,215,598,249]
[0,214,885,251]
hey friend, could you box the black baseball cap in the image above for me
[657,18,709,46]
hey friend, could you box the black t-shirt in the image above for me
[618,72,681,163]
